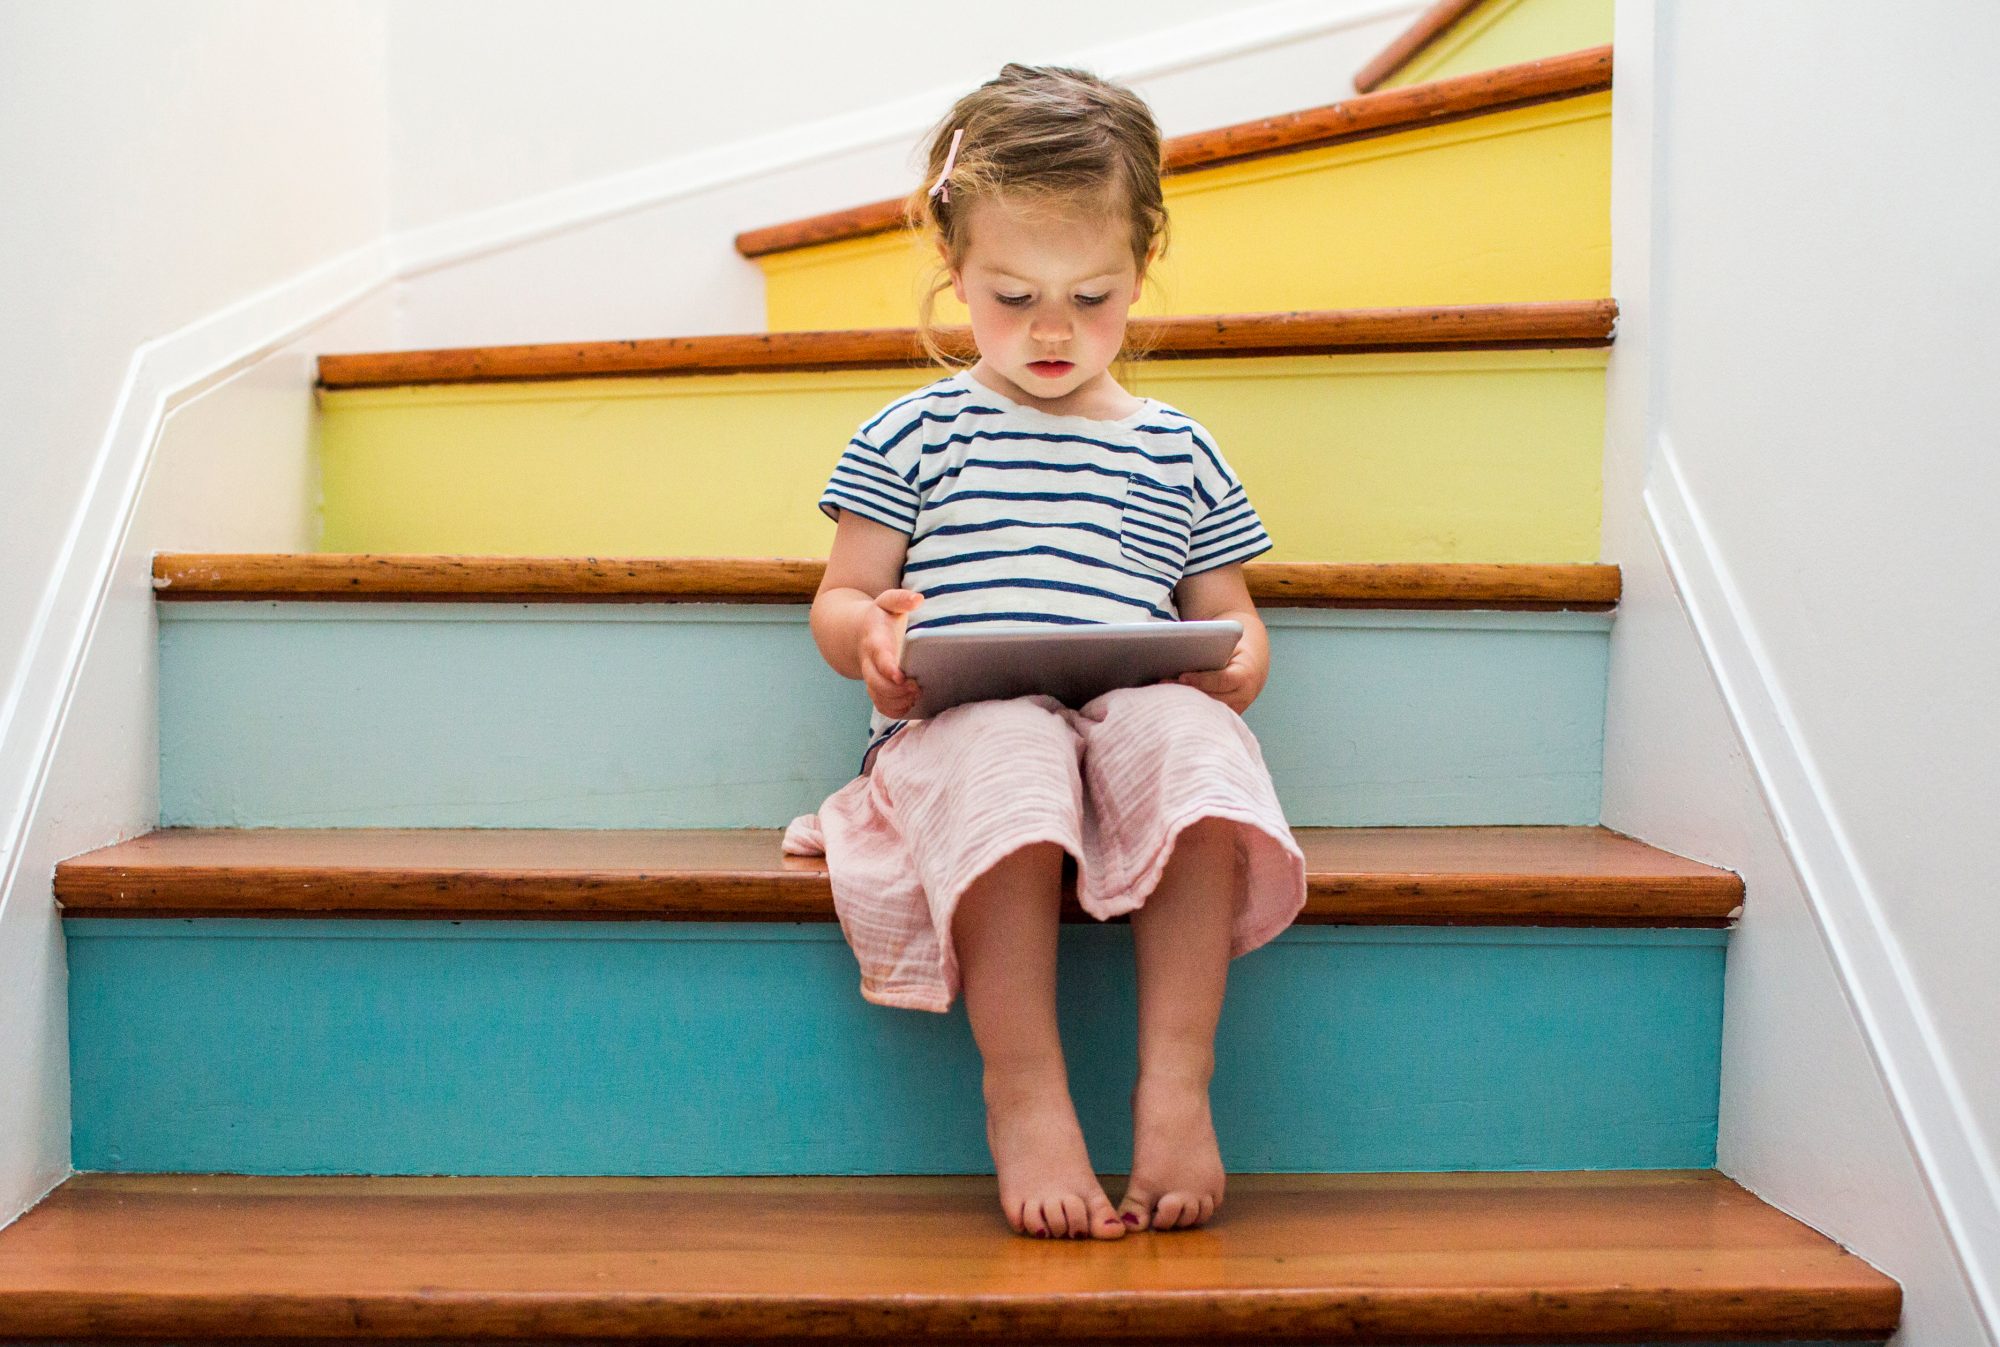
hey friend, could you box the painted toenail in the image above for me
[1122,1212,1140,1225]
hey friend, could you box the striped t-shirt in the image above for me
[819,369,1274,768]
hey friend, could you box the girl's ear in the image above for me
[937,240,966,303]
[1131,245,1159,303]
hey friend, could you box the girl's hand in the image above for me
[859,589,925,717]
[1173,638,1264,714]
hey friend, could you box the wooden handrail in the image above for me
[1355,0,1489,93]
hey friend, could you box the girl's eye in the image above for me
[1075,293,1109,306]
[996,294,1031,306]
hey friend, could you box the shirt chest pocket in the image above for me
[1117,473,1196,581]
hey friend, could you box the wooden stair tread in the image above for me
[0,1171,1898,1342]
[314,301,1618,390]
[735,47,1614,258]
[55,825,1740,924]
[150,555,1622,610]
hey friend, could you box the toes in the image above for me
[1087,1191,1126,1240]
[1010,1190,1137,1239]
[1149,1191,1217,1230]
[1117,1188,1154,1232]
[1164,1192,1211,1229]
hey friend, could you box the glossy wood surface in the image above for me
[56,825,1738,924]
[1356,0,1489,91]
[151,555,1622,610]
[314,300,1617,390]
[735,47,1613,257]
[0,1171,1899,1342]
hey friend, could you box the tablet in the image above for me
[899,620,1242,721]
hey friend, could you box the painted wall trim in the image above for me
[0,238,394,925]
[1643,427,2000,1335]
[389,0,1419,278]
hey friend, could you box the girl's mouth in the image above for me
[1026,361,1075,378]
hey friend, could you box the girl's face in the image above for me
[948,193,1146,417]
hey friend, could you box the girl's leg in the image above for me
[1118,816,1236,1231]
[952,841,1126,1241]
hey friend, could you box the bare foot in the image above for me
[1118,1068,1226,1230]
[984,1071,1125,1239]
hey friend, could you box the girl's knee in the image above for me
[931,696,1081,780]
[1180,813,1237,846]
[1090,681,1244,743]
[952,841,1068,938]
[980,838,1067,879]
[1101,679,1230,717]
[1167,815,1238,869]
[948,693,1069,729]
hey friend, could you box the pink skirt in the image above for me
[783,681,1307,1012]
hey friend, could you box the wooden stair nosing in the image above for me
[54,825,1742,925]
[314,301,1618,391]
[734,45,1615,258]
[0,1171,1903,1343]
[150,556,1623,611]
[1354,0,1490,93]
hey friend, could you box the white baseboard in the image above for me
[1644,427,2000,1334]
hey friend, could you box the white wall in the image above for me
[0,0,396,1224]
[1602,1,1999,1340]
[380,0,1423,347]
[384,0,1234,232]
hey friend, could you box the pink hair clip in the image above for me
[927,127,965,204]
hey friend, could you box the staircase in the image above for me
[0,3,1904,1342]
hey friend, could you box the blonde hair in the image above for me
[905,64,1168,369]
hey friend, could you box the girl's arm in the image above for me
[1172,563,1269,714]
[811,510,925,717]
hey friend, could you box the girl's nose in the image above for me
[1030,315,1072,343]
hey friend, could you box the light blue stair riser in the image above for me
[68,922,1719,1176]
[157,604,1609,828]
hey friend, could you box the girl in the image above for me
[784,64,1306,1241]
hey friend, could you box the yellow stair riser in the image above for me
[759,93,1609,333]
[1384,0,1615,90]
[318,351,1605,563]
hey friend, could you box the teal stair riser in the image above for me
[158,604,1610,828]
[68,922,1720,1176]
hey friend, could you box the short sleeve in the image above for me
[818,427,921,536]
[1180,419,1274,574]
